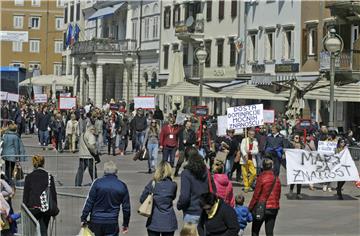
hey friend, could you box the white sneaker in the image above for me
[323,185,327,192]
[328,187,332,192]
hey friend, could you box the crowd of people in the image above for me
[1,97,359,236]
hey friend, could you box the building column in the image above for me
[79,67,85,105]
[88,65,95,104]
[114,66,123,100]
[315,99,321,123]
[95,64,104,107]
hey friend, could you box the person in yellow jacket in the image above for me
[240,129,258,193]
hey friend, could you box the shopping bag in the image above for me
[77,226,95,236]
[12,162,24,180]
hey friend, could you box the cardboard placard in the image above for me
[226,104,263,130]
[263,109,275,124]
[134,96,155,110]
[0,91,8,100]
[7,93,19,102]
[59,96,76,110]
[34,94,48,103]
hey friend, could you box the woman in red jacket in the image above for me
[213,162,235,207]
[248,158,281,236]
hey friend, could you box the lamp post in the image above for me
[323,28,343,128]
[125,54,134,112]
[195,46,208,106]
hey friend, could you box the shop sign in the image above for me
[275,63,299,73]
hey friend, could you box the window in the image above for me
[54,41,63,53]
[173,5,181,26]
[13,16,24,29]
[163,45,169,69]
[14,0,24,6]
[308,27,317,56]
[55,17,64,30]
[185,2,201,20]
[29,63,40,70]
[206,1,212,21]
[283,29,294,60]
[31,0,40,7]
[229,38,236,66]
[231,0,237,18]
[164,7,171,29]
[76,2,80,21]
[183,44,188,65]
[217,39,224,67]
[219,0,224,20]
[144,18,150,40]
[29,17,40,29]
[12,41,22,52]
[132,20,137,40]
[247,32,258,62]
[54,64,62,76]
[64,6,68,24]
[29,40,40,53]
[70,4,74,22]
[265,31,275,61]
[56,0,65,7]
[153,16,158,39]
[205,40,211,67]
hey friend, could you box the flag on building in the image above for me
[66,24,73,47]
[71,23,80,46]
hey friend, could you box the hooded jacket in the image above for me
[213,174,235,207]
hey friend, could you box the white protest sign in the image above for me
[285,148,359,184]
[7,93,19,102]
[263,110,275,124]
[175,112,187,125]
[59,97,76,110]
[217,115,244,136]
[34,94,48,103]
[226,104,263,130]
[60,93,71,97]
[134,96,155,109]
[0,91,8,100]
[317,141,337,154]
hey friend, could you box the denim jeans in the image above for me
[225,155,235,179]
[256,153,263,175]
[39,130,49,146]
[147,143,159,170]
[163,147,176,167]
[135,131,145,152]
[183,214,200,224]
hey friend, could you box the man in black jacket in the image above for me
[36,106,51,148]
[174,120,196,177]
[130,108,147,152]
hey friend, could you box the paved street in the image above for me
[11,135,360,236]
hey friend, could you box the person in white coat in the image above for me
[65,113,79,152]
[240,129,259,193]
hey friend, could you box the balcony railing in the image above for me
[319,50,359,71]
[71,38,137,55]
[184,65,200,79]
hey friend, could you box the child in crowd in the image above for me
[234,194,253,236]
[180,223,199,236]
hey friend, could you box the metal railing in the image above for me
[21,203,41,236]
[71,38,137,55]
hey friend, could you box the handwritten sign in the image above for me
[7,93,19,102]
[318,141,337,155]
[263,110,275,124]
[175,112,187,125]
[59,97,76,110]
[217,115,243,136]
[285,148,359,184]
[134,96,155,110]
[34,94,48,103]
[227,104,263,130]
[0,91,8,100]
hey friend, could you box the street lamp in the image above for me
[323,28,343,128]
[195,46,208,105]
[125,54,134,111]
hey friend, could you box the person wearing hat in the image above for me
[1,122,26,179]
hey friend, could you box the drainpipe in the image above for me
[137,0,143,96]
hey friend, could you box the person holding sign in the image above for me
[240,129,258,193]
[289,134,305,199]
[336,138,347,200]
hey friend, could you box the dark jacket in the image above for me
[81,174,131,226]
[131,115,147,132]
[140,177,177,232]
[264,133,285,149]
[198,199,240,236]
[234,205,253,230]
[153,109,164,121]
[178,127,196,151]
[50,119,65,140]
[23,168,57,211]
[36,112,51,131]
[248,170,281,211]
[177,169,209,216]
[1,131,26,162]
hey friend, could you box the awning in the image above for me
[88,3,125,21]
[220,84,289,101]
[148,81,224,98]
[19,75,74,87]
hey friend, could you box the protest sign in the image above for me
[226,104,263,130]
[0,91,8,100]
[59,97,76,110]
[317,141,337,155]
[263,110,275,124]
[285,148,359,184]
[217,115,243,136]
[7,93,19,102]
[34,94,48,103]
[175,112,187,125]
[134,96,155,109]
[60,93,71,97]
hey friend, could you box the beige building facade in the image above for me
[0,0,65,75]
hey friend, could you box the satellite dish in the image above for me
[186,16,194,27]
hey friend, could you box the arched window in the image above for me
[144,5,150,16]
[143,72,149,81]
[153,3,159,13]
[132,7,138,18]
[151,71,157,80]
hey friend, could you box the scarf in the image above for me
[207,199,220,219]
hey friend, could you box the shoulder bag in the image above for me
[252,175,276,221]
[138,181,155,217]
[40,174,59,217]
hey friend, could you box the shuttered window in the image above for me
[206,1,212,22]
[219,0,224,20]
[231,0,237,18]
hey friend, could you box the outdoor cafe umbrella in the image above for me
[19,75,74,87]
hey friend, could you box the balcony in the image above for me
[320,50,360,72]
[184,65,200,79]
[71,38,137,56]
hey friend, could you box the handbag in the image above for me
[40,174,60,217]
[77,226,95,236]
[12,162,24,180]
[252,175,277,221]
[138,181,155,217]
